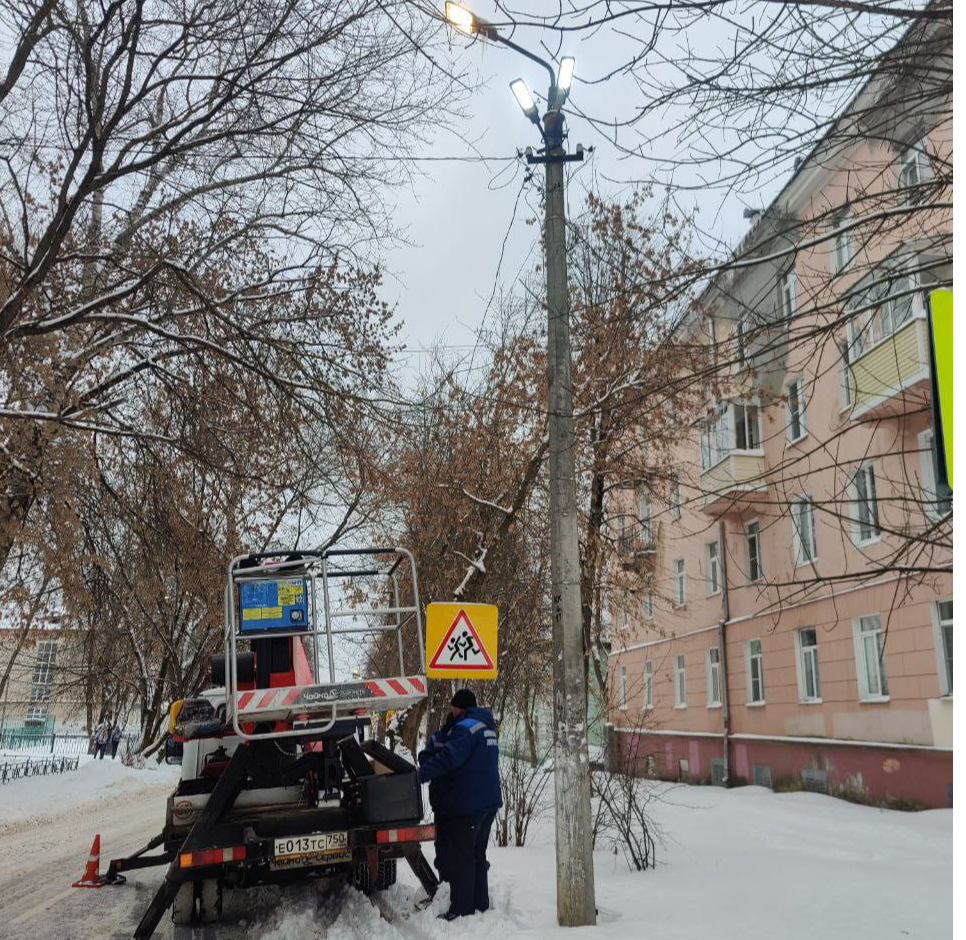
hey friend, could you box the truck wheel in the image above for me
[354,858,397,892]
[171,882,195,926]
[376,859,397,891]
[198,878,222,923]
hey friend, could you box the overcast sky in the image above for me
[381,4,797,375]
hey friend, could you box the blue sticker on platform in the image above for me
[239,578,309,631]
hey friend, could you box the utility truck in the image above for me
[102,548,438,939]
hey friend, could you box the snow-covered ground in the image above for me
[0,759,951,939]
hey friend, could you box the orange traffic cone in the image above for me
[72,834,107,888]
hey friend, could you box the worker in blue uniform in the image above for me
[417,688,502,920]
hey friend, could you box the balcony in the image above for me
[849,316,931,420]
[699,451,769,516]
[617,526,656,571]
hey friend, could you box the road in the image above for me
[0,770,181,940]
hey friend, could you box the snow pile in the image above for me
[253,782,951,940]
[0,752,178,836]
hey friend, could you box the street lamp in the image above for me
[444,4,596,929]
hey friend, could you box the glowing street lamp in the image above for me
[509,78,539,124]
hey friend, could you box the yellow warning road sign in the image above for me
[426,603,498,680]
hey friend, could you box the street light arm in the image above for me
[491,33,557,105]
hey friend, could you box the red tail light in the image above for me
[376,825,436,844]
[179,845,246,868]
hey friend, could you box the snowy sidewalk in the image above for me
[0,762,951,940]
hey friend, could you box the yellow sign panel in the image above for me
[929,290,952,488]
[426,603,498,680]
[277,580,305,605]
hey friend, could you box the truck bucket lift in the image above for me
[109,547,437,939]
[225,547,427,738]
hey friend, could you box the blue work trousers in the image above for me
[436,808,498,917]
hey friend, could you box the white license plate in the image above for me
[271,831,350,869]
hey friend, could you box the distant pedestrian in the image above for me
[417,689,502,920]
[110,725,123,759]
[93,720,110,759]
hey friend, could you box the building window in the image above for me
[670,477,682,520]
[707,647,722,706]
[934,600,952,696]
[736,315,747,363]
[619,664,628,711]
[792,496,818,565]
[839,340,853,409]
[780,268,797,321]
[638,490,653,548]
[850,464,880,545]
[706,541,720,595]
[847,255,923,358]
[745,521,762,581]
[674,558,686,606]
[674,655,687,707]
[643,590,654,619]
[26,639,58,721]
[854,614,889,700]
[787,378,807,442]
[831,208,854,274]
[700,402,730,469]
[747,639,765,704]
[898,139,929,203]
[733,401,761,450]
[796,628,822,702]
[919,429,952,519]
[644,661,653,709]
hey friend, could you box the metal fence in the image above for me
[0,754,81,785]
[0,730,138,757]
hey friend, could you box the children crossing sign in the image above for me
[426,603,498,679]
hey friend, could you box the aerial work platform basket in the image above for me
[224,547,426,740]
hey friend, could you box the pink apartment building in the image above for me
[606,18,952,808]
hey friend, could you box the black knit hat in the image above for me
[451,688,477,710]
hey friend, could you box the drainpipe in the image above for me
[718,520,732,786]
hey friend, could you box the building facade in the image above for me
[607,19,952,808]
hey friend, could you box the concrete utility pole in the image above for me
[542,108,598,928]
[441,4,596,925]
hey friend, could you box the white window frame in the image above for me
[795,627,822,703]
[747,639,765,705]
[839,340,853,410]
[619,664,628,711]
[831,208,854,275]
[25,704,49,724]
[644,660,654,709]
[707,647,722,707]
[674,654,687,708]
[931,599,952,697]
[792,495,818,566]
[746,520,763,582]
[638,489,653,548]
[853,614,890,701]
[849,463,881,546]
[780,268,798,321]
[787,377,808,442]
[919,429,952,520]
[670,477,682,520]
[706,541,720,595]
[736,315,747,364]
[898,138,930,204]
[733,400,762,451]
[674,558,686,607]
[846,254,924,359]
